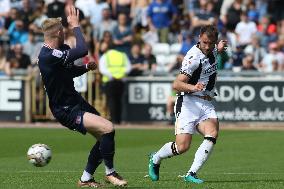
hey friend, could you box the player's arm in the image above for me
[71,61,97,78]
[217,39,227,54]
[172,54,204,93]
[63,6,88,66]
[173,74,204,93]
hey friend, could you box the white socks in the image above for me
[188,135,215,175]
[153,142,179,164]
[105,166,116,175]
[81,170,92,182]
[81,167,116,181]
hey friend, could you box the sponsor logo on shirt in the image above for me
[52,49,63,58]
[204,64,217,74]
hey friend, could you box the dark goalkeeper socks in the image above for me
[100,131,115,174]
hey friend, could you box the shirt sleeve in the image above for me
[179,52,200,77]
[50,27,88,68]
[70,64,88,78]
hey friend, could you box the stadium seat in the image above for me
[156,54,169,65]
[167,54,178,64]
[152,43,170,55]
[170,43,182,54]
[156,54,170,73]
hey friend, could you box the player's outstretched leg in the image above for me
[83,113,127,187]
[100,131,127,187]
[184,171,204,184]
[148,152,160,181]
[78,141,103,188]
[148,142,180,181]
[184,135,216,184]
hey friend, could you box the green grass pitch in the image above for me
[0,127,284,189]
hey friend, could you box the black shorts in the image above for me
[50,100,100,135]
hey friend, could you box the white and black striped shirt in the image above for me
[180,45,218,97]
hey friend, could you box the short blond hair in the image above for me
[41,18,63,37]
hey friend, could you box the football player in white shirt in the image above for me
[148,25,227,184]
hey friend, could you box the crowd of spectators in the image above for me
[0,0,284,77]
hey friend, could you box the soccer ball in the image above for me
[27,144,52,167]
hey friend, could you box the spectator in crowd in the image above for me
[23,31,42,65]
[19,0,34,31]
[95,31,113,58]
[278,19,284,37]
[99,47,131,124]
[223,0,242,31]
[235,11,257,47]
[0,0,11,18]
[93,8,117,53]
[177,18,191,43]
[247,1,259,23]
[267,0,284,22]
[131,24,144,45]
[260,42,280,72]
[0,16,5,38]
[6,43,31,75]
[179,33,195,57]
[191,0,216,41]
[219,0,234,26]
[130,0,150,29]
[4,7,19,31]
[0,42,11,76]
[172,0,189,16]
[128,43,145,76]
[230,44,245,72]
[274,42,284,71]
[168,0,187,43]
[46,0,65,18]
[278,35,284,53]
[44,0,66,5]
[86,0,110,27]
[241,54,258,71]
[167,34,195,73]
[10,0,22,9]
[184,0,200,21]
[113,13,133,55]
[7,19,28,45]
[168,14,185,44]
[142,43,157,74]
[257,15,277,48]
[111,0,132,21]
[142,25,159,47]
[244,35,267,68]
[29,0,47,41]
[75,0,97,18]
[255,0,268,20]
[167,57,182,74]
[147,0,178,43]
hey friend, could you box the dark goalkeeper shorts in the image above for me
[50,100,100,135]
